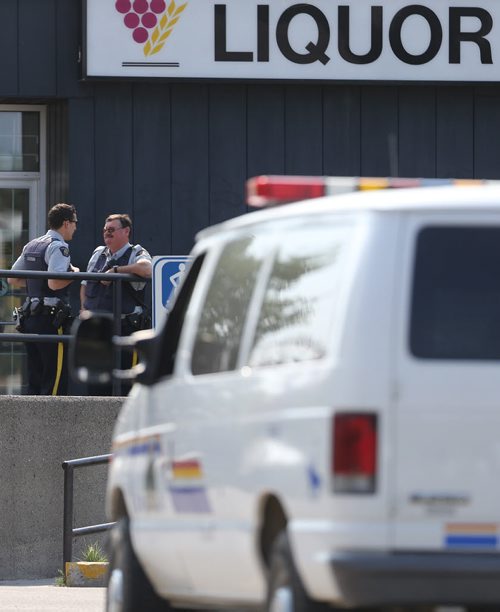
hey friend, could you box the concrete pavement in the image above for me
[0,580,467,612]
[0,579,105,611]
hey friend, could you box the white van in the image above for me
[73,177,500,612]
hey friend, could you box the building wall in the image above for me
[2,0,500,266]
[0,395,122,579]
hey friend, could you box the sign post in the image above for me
[152,256,192,328]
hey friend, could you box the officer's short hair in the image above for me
[106,214,132,231]
[48,203,77,230]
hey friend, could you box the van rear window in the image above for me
[410,226,500,360]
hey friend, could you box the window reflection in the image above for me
[0,189,29,393]
[191,235,269,375]
[191,217,356,375]
[249,221,354,367]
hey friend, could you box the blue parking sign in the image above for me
[152,256,192,328]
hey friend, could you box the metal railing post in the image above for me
[62,454,114,571]
[112,278,123,396]
[62,462,74,569]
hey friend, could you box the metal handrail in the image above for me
[0,269,151,395]
[62,454,115,570]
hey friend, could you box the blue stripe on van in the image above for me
[445,535,498,548]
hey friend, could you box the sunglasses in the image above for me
[67,219,78,225]
[103,226,123,235]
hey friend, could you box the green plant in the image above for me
[78,541,108,563]
[55,569,66,587]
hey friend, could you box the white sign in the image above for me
[85,0,500,82]
[152,255,192,328]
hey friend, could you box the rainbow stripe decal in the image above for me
[445,523,498,549]
[112,435,161,456]
[168,458,211,514]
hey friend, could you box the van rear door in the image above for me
[393,212,500,551]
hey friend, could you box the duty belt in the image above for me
[40,305,63,315]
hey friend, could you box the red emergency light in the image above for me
[246,175,326,207]
[246,175,500,208]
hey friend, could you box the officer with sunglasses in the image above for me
[8,203,79,395]
[80,213,152,394]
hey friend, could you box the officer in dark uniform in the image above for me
[80,213,152,394]
[8,203,79,395]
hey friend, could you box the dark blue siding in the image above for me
[94,84,134,220]
[0,1,18,95]
[19,0,57,96]
[398,87,436,178]
[285,86,324,175]
[132,84,173,257]
[171,84,210,254]
[68,98,96,269]
[323,86,361,176]
[56,0,91,99]
[247,85,285,178]
[436,87,474,178]
[361,87,399,176]
[475,90,500,180]
[209,85,247,225]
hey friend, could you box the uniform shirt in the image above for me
[11,229,71,305]
[82,242,152,292]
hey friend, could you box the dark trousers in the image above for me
[23,314,68,396]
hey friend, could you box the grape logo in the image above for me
[115,0,187,57]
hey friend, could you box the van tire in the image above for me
[267,530,332,612]
[106,516,169,612]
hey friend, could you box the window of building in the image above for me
[0,111,40,172]
[0,106,46,394]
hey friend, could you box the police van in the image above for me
[72,177,500,612]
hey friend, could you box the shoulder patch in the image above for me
[59,246,70,257]
[132,244,150,259]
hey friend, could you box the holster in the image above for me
[51,302,72,329]
[124,310,152,331]
[13,307,24,332]
[13,299,31,332]
[30,300,44,316]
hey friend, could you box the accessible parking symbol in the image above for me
[152,256,192,328]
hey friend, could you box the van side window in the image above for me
[155,255,205,379]
[410,226,500,360]
[191,236,266,375]
[248,223,352,367]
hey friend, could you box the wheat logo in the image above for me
[115,0,187,57]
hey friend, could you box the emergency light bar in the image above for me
[246,175,499,208]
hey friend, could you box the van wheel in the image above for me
[267,530,332,612]
[106,516,169,612]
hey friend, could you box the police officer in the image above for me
[8,203,79,395]
[80,214,152,394]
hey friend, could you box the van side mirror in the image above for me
[69,312,114,384]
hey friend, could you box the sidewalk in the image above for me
[0,579,105,612]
